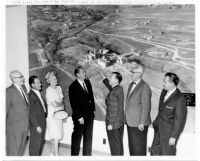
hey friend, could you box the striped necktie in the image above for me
[20,87,28,105]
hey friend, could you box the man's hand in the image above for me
[36,126,42,134]
[63,116,68,123]
[107,125,113,130]
[169,137,176,146]
[138,124,144,131]
[55,101,64,107]
[98,71,106,79]
[78,117,84,125]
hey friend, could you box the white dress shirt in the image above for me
[129,79,141,94]
[14,83,28,103]
[77,79,88,92]
[32,89,46,112]
[164,87,177,102]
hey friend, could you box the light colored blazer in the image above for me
[125,79,152,127]
[6,84,29,134]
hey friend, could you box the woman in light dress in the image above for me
[45,72,64,156]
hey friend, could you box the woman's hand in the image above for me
[55,101,64,107]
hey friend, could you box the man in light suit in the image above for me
[151,72,187,155]
[28,76,47,156]
[6,70,29,156]
[125,64,152,155]
[69,66,96,156]
[101,71,124,155]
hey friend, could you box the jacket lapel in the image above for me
[163,89,178,104]
[31,89,46,112]
[76,79,88,94]
[12,84,28,106]
[126,79,143,103]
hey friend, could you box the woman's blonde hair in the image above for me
[45,71,56,84]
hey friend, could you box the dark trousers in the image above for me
[106,125,124,156]
[151,129,176,155]
[71,115,94,156]
[6,131,28,156]
[29,126,46,156]
[127,125,148,156]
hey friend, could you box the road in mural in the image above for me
[27,5,195,132]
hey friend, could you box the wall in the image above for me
[6,6,29,88]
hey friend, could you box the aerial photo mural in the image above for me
[27,5,195,130]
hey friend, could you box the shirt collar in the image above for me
[14,83,21,90]
[32,88,40,95]
[134,79,141,85]
[166,87,177,96]
[77,79,84,85]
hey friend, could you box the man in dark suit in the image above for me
[101,71,124,155]
[151,72,187,155]
[28,76,47,156]
[6,70,29,156]
[69,66,96,156]
[125,64,152,155]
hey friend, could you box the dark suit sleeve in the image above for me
[103,78,112,91]
[87,79,96,112]
[6,88,12,117]
[69,85,82,119]
[139,84,152,125]
[152,90,166,129]
[29,94,40,128]
[171,96,187,139]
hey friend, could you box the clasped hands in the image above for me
[55,100,64,108]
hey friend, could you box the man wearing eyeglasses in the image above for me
[6,70,29,156]
[125,64,152,156]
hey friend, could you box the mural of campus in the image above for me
[27,5,195,132]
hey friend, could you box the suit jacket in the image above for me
[153,88,187,140]
[28,89,47,131]
[125,79,152,127]
[103,78,124,129]
[6,84,29,134]
[69,79,95,121]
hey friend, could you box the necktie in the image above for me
[83,82,88,93]
[38,92,46,112]
[126,82,136,102]
[129,82,136,95]
[20,87,28,105]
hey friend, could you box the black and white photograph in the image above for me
[2,0,199,160]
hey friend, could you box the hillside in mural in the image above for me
[27,5,195,129]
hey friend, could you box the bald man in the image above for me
[125,64,152,155]
[6,70,29,156]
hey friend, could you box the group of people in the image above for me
[6,64,187,156]
[101,64,187,156]
[6,71,66,156]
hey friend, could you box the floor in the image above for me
[24,138,110,156]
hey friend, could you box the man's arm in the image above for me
[69,85,82,120]
[171,96,187,139]
[29,94,40,128]
[107,87,123,128]
[103,78,112,91]
[6,88,12,117]
[139,84,152,126]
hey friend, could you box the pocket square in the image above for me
[165,106,174,109]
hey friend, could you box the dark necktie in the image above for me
[126,82,136,102]
[20,87,28,105]
[129,82,136,94]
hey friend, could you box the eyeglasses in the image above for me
[130,71,141,74]
[12,75,24,79]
